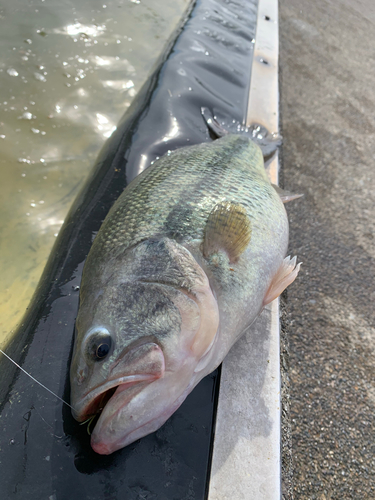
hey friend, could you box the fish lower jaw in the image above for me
[90,390,189,455]
[89,360,201,455]
[91,439,114,455]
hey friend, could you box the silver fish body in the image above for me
[70,134,299,454]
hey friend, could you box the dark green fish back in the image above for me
[85,135,276,278]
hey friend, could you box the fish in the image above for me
[70,119,301,455]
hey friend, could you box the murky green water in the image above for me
[0,0,189,346]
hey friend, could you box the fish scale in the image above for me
[86,135,273,271]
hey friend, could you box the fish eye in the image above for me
[95,341,111,360]
[86,330,113,362]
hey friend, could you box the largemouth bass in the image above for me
[70,130,300,455]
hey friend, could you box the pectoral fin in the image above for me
[263,256,301,305]
[271,184,304,204]
[203,201,252,263]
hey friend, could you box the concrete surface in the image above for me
[209,304,281,500]
[280,0,375,498]
[208,3,283,497]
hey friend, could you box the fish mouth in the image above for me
[73,341,166,424]
[84,385,118,420]
[73,373,157,424]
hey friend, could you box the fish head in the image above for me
[70,238,219,454]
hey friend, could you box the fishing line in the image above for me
[0,348,77,412]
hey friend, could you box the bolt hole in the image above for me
[264,15,271,21]
[260,58,269,65]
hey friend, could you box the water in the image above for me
[0,0,189,346]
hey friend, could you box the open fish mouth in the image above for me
[89,380,190,455]
[73,341,167,426]
[74,374,156,424]
[83,385,119,421]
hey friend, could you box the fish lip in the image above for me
[72,373,157,422]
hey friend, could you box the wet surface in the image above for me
[0,0,188,345]
[0,0,258,497]
[280,0,375,497]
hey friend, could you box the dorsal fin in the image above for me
[271,184,304,204]
[201,107,282,159]
[203,201,252,263]
[201,107,229,138]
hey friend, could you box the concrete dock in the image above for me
[280,0,375,498]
